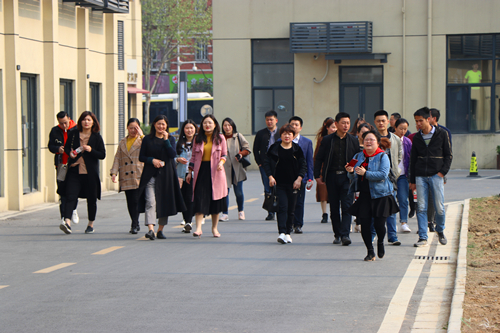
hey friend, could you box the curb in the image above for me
[448,198,469,332]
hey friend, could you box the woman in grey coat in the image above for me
[220,118,251,221]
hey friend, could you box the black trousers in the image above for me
[65,167,97,221]
[59,188,77,219]
[125,189,140,228]
[276,184,299,234]
[180,179,194,224]
[359,216,387,253]
[326,173,354,238]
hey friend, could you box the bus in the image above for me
[143,92,213,132]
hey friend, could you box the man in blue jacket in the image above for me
[289,116,314,234]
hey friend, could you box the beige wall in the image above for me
[0,0,142,212]
[213,0,500,170]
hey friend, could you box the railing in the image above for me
[62,0,129,14]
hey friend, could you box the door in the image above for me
[446,86,470,133]
[340,66,383,125]
[20,75,38,194]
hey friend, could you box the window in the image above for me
[252,39,294,133]
[20,74,38,194]
[118,83,125,140]
[446,34,500,133]
[0,70,3,197]
[117,20,124,70]
[60,79,74,119]
[89,83,101,127]
[195,41,208,61]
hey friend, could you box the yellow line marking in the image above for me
[245,198,259,203]
[34,263,76,274]
[92,246,124,255]
[0,285,9,290]
[228,205,238,211]
[172,225,184,229]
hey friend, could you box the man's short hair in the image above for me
[374,110,389,119]
[279,123,296,136]
[57,111,69,119]
[289,116,303,127]
[335,112,350,123]
[414,107,431,119]
[265,110,278,118]
[391,112,402,120]
[430,108,441,122]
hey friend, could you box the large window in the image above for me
[20,74,38,194]
[60,79,74,119]
[252,39,294,133]
[446,34,500,133]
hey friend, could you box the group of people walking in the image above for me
[49,106,452,261]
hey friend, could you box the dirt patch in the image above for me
[462,196,500,332]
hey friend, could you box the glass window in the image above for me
[341,67,382,83]
[60,80,74,119]
[253,64,294,87]
[253,40,293,63]
[495,85,500,132]
[448,35,493,59]
[447,60,492,84]
[470,86,491,131]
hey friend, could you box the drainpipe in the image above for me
[402,0,406,114]
[427,0,432,106]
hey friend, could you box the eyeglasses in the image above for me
[364,139,377,142]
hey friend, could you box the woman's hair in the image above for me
[357,123,372,134]
[221,117,237,135]
[279,123,296,136]
[350,117,366,135]
[77,111,100,133]
[361,130,391,150]
[323,117,333,126]
[127,118,141,127]
[176,119,198,154]
[314,118,335,160]
[395,118,409,128]
[149,115,169,138]
[196,114,222,145]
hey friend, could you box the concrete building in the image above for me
[0,0,142,212]
[212,0,500,169]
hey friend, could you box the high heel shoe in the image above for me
[213,232,221,238]
[364,251,376,261]
[193,231,202,238]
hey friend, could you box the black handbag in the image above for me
[262,187,279,213]
[236,134,252,168]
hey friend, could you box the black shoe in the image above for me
[341,236,351,246]
[84,226,94,234]
[364,252,376,261]
[408,208,415,218]
[294,226,303,234]
[428,222,435,232]
[145,230,155,240]
[377,243,385,259]
[265,212,275,221]
[156,231,166,239]
[333,237,341,244]
[182,223,192,233]
[321,213,328,223]
[130,227,139,234]
[59,222,72,234]
[438,232,447,245]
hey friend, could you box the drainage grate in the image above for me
[414,256,449,261]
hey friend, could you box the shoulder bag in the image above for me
[57,131,76,182]
[236,133,252,168]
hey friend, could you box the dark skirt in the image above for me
[348,190,399,218]
[193,161,227,215]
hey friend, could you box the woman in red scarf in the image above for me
[346,130,399,261]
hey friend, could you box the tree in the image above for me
[142,0,212,124]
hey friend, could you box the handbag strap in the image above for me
[236,133,243,151]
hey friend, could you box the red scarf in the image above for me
[59,119,77,164]
[360,147,384,180]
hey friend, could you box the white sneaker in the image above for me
[238,211,245,220]
[401,223,412,233]
[219,214,229,222]
[71,210,79,224]
[354,224,362,233]
[277,233,287,244]
[202,217,205,225]
[284,234,293,243]
[180,220,186,226]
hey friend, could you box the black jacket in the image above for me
[63,130,106,199]
[313,133,360,182]
[262,142,307,182]
[48,126,74,167]
[409,126,452,183]
[253,127,280,166]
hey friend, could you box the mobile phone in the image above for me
[348,159,358,167]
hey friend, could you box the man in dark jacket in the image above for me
[253,110,280,220]
[409,107,452,248]
[314,112,360,245]
[48,111,79,224]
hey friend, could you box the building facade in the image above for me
[0,0,142,212]
[212,0,500,169]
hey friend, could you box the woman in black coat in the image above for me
[60,111,106,235]
[138,115,186,240]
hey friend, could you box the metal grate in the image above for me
[290,22,372,54]
[414,256,449,261]
[118,83,125,140]
[117,21,124,70]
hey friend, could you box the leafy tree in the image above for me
[142,0,212,124]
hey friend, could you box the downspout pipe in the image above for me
[427,0,432,106]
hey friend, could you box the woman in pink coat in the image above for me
[186,114,228,238]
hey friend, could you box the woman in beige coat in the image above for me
[110,118,144,234]
[220,118,251,221]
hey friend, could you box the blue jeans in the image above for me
[396,175,409,223]
[224,181,244,214]
[259,166,271,195]
[416,174,446,240]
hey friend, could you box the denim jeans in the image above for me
[396,175,409,223]
[224,181,244,214]
[259,166,271,195]
[416,174,446,240]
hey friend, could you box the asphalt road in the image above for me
[0,169,498,333]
